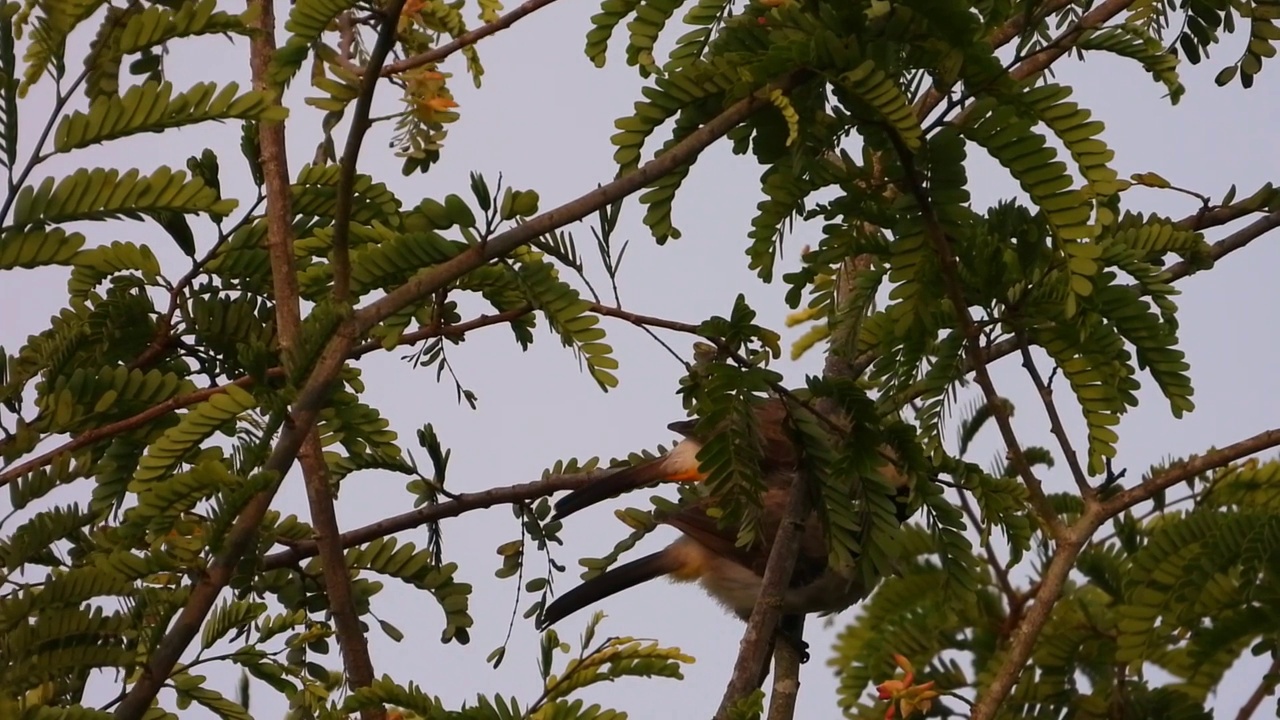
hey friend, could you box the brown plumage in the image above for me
[540,469,911,631]
[551,398,800,520]
[551,396,911,521]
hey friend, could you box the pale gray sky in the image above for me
[3,2,1279,718]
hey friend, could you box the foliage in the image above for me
[1,0,1277,718]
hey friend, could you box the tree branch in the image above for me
[331,1,406,303]
[967,522,1096,720]
[262,472,606,570]
[1235,656,1280,720]
[300,7,407,709]
[884,132,1064,539]
[380,0,560,77]
[968,426,1280,720]
[714,472,810,719]
[298,439,381,717]
[587,303,701,335]
[1101,427,1280,516]
[1017,334,1093,500]
[355,72,804,334]
[0,376,261,489]
[765,619,805,720]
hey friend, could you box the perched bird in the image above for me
[551,398,800,521]
[540,446,917,639]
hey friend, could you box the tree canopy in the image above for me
[2,0,1279,719]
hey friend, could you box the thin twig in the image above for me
[0,376,266,488]
[1017,333,1093,500]
[884,131,1064,540]
[714,472,810,719]
[958,493,1019,615]
[350,305,534,358]
[332,1,406,303]
[587,303,701,334]
[380,0,560,76]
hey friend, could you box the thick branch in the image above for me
[298,438,380,714]
[381,0,560,76]
[113,320,358,720]
[303,7,407,708]
[714,470,810,719]
[1017,335,1092,500]
[262,472,604,570]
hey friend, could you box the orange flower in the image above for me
[875,654,940,720]
[420,96,458,113]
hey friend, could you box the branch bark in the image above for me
[262,471,606,570]
[300,5,408,711]
[331,1,406,303]
[1235,656,1280,720]
[765,618,805,720]
[380,0,560,76]
[714,471,811,719]
[967,425,1280,720]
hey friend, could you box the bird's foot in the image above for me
[779,630,810,664]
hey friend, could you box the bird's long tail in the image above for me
[552,458,676,520]
[539,550,683,629]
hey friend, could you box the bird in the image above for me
[551,396,912,521]
[539,468,914,633]
[550,398,802,521]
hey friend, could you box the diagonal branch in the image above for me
[299,4,408,714]
[884,132,1064,540]
[1235,656,1280,720]
[968,426,1280,720]
[331,1,406,303]
[1101,427,1280,516]
[1017,334,1093,500]
[381,0,560,76]
[262,471,606,570]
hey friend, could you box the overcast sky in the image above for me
[4,2,1279,718]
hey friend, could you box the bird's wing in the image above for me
[660,486,830,587]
